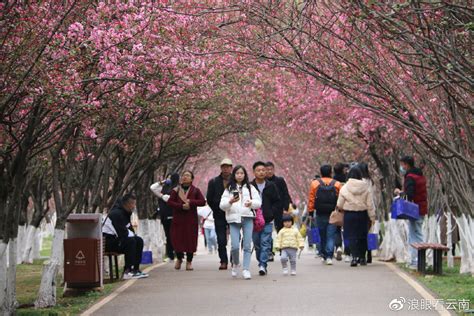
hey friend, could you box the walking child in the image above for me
[274,214,304,276]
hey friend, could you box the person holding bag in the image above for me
[167,170,206,271]
[336,167,376,267]
[220,165,262,280]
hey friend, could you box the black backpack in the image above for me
[314,179,337,215]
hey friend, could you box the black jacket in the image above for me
[108,200,134,241]
[158,183,175,219]
[267,175,292,211]
[251,180,281,223]
[207,174,228,221]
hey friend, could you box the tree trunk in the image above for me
[446,213,454,268]
[0,241,8,315]
[1,239,18,315]
[16,225,27,264]
[457,215,474,276]
[35,228,64,308]
[22,225,39,264]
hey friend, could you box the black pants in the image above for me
[335,226,351,255]
[106,235,144,272]
[176,252,193,263]
[343,211,369,260]
[161,217,175,260]
[214,218,228,264]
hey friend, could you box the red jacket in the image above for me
[404,168,428,216]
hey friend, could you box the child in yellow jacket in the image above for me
[274,215,304,276]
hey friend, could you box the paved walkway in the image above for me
[91,249,442,316]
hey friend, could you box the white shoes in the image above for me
[344,255,351,263]
[242,269,252,279]
[231,265,240,278]
[290,270,296,276]
[282,268,289,276]
[336,247,343,261]
[321,257,326,263]
[326,259,333,265]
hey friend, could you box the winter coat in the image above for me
[167,185,206,253]
[206,174,229,221]
[251,180,281,224]
[404,168,428,216]
[219,184,262,224]
[106,200,135,242]
[274,226,304,250]
[336,178,376,221]
[197,205,215,230]
[267,175,292,212]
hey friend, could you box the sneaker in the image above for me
[122,272,134,280]
[231,265,240,278]
[133,270,149,278]
[321,257,326,263]
[131,271,149,279]
[242,270,252,280]
[259,266,267,276]
[219,263,228,270]
[336,247,343,261]
[290,270,296,276]
[344,255,351,263]
[326,259,333,265]
[282,268,289,276]
[268,254,274,262]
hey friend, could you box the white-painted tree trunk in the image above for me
[136,219,165,263]
[446,213,454,268]
[457,215,474,276]
[16,225,26,264]
[35,229,64,308]
[0,241,8,315]
[425,216,438,266]
[137,219,151,251]
[22,225,38,264]
[1,239,18,315]
[379,220,410,263]
[33,229,42,260]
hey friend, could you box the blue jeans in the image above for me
[253,222,273,269]
[229,217,254,270]
[408,216,424,266]
[316,214,337,259]
[204,228,217,252]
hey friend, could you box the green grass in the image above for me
[400,261,474,314]
[39,236,52,258]
[16,259,124,316]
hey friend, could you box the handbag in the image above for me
[391,197,420,220]
[329,210,344,226]
[367,233,378,250]
[248,185,265,232]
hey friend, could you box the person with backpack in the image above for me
[307,165,342,265]
[197,203,217,254]
[150,173,180,261]
[220,165,262,279]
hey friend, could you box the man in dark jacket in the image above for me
[103,193,148,279]
[206,158,233,270]
[265,161,293,232]
[252,161,281,276]
[397,156,428,268]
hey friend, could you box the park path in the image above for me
[90,247,443,316]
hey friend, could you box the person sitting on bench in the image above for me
[103,193,149,280]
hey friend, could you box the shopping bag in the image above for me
[390,198,420,220]
[367,233,378,251]
[308,227,320,244]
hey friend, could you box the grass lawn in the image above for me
[400,261,474,314]
[39,235,53,258]
[16,259,123,315]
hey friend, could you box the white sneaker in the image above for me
[336,247,343,261]
[231,265,240,278]
[290,270,296,276]
[122,272,134,280]
[344,255,351,263]
[282,268,289,276]
[242,269,252,280]
[326,259,333,265]
[321,257,326,263]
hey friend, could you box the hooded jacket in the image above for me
[274,226,305,250]
[219,184,262,223]
[106,199,134,241]
[336,178,376,221]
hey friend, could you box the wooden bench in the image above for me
[411,242,450,275]
[103,251,121,282]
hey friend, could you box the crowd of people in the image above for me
[103,155,429,280]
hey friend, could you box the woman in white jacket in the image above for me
[220,165,261,280]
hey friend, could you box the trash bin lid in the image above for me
[67,214,100,223]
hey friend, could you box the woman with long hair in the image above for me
[336,167,376,267]
[167,170,206,270]
[220,165,261,279]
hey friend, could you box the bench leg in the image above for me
[114,255,119,280]
[434,250,443,274]
[108,255,114,282]
[417,249,426,274]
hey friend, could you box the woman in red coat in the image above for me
[167,170,206,270]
